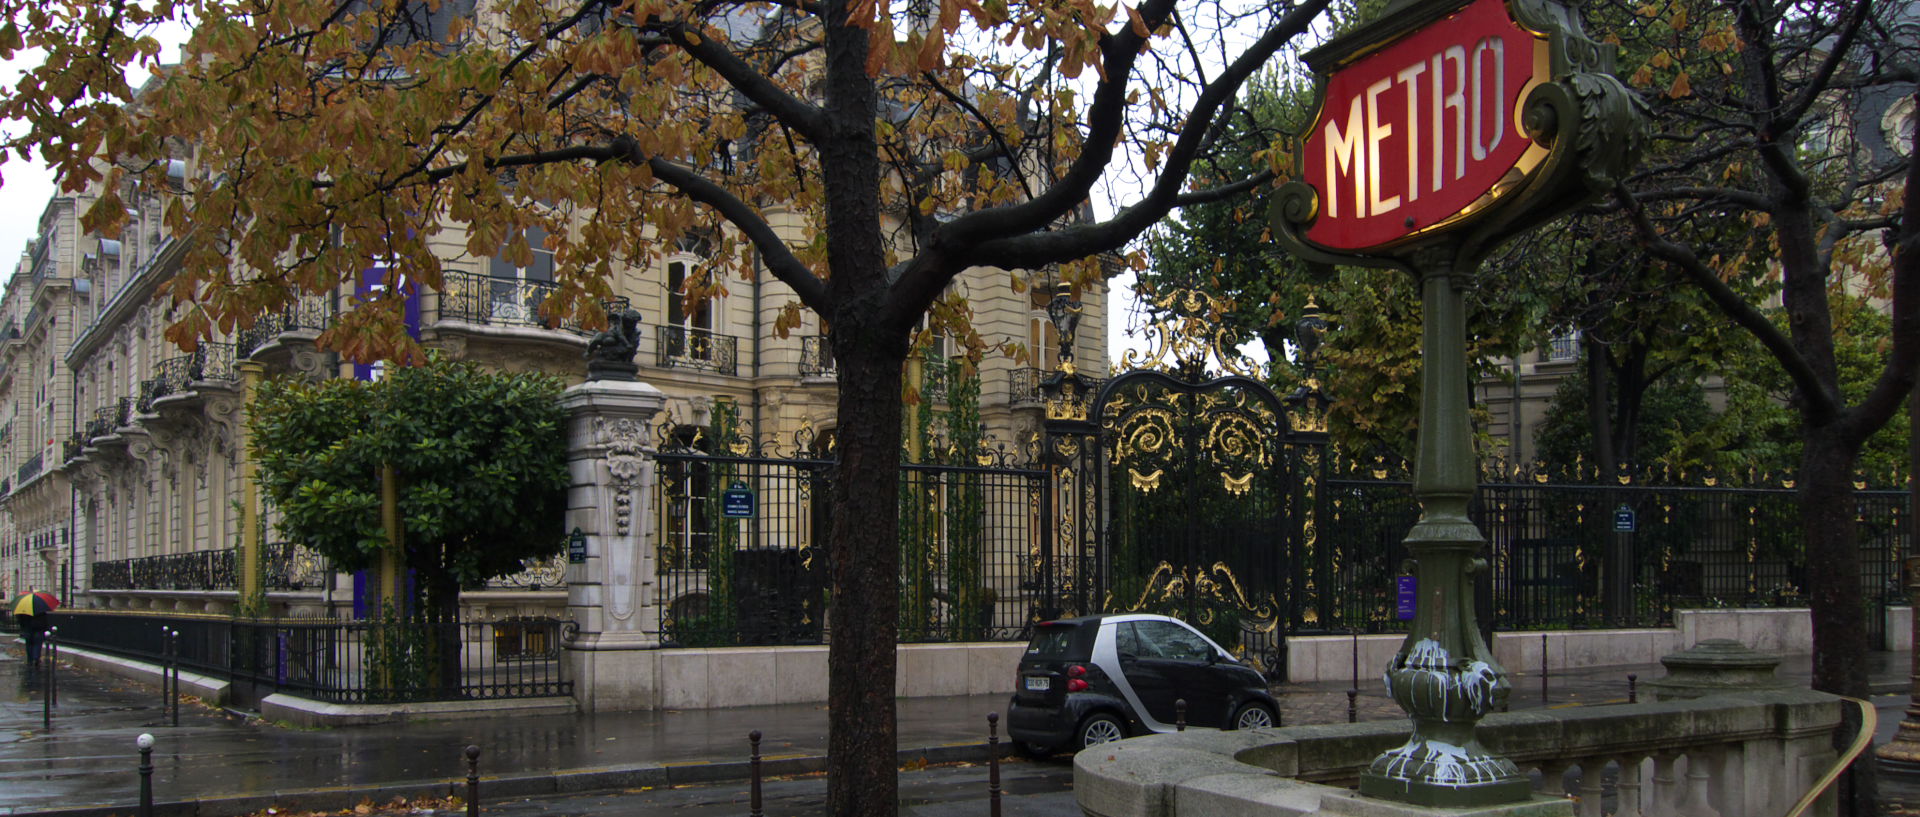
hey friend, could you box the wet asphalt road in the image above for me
[457,760,1077,817]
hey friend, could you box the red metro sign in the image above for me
[1300,0,1552,251]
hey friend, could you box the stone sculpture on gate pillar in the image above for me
[1270,0,1647,806]
[560,300,668,711]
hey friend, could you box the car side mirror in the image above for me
[1207,651,1220,664]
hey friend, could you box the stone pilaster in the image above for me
[558,379,668,711]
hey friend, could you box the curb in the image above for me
[6,741,1011,817]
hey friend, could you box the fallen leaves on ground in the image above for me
[233,795,463,817]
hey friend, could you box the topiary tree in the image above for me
[250,357,569,634]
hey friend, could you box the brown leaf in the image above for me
[1668,71,1692,99]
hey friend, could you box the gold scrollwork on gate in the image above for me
[1111,561,1280,625]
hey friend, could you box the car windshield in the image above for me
[1025,624,1079,658]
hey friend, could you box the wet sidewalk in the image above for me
[2,642,1915,815]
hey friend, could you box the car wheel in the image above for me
[1075,713,1127,750]
[1231,701,1277,731]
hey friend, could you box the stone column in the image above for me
[559,379,668,711]
[236,360,266,613]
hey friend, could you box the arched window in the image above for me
[663,240,722,367]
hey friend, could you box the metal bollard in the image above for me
[464,744,480,817]
[137,733,155,817]
[48,627,58,707]
[1346,689,1358,724]
[1175,699,1186,732]
[748,730,764,817]
[1540,632,1548,704]
[987,713,1002,817]
[169,629,180,727]
[1627,673,1638,704]
[158,627,171,720]
[1350,629,1359,690]
[41,628,55,731]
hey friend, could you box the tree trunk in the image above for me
[826,337,906,817]
[1583,335,1615,475]
[428,545,463,699]
[818,0,903,812]
[1800,426,1875,814]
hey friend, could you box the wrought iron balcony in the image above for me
[655,325,739,376]
[92,548,238,591]
[86,405,118,439]
[801,336,835,377]
[440,271,577,331]
[139,343,239,412]
[137,375,170,413]
[116,397,134,428]
[264,541,329,591]
[62,432,84,463]
[1011,366,1105,406]
[235,298,332,357]
[92,544,323,592]
[16,451,43,485]
[921,358,949,403]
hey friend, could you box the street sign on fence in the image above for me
[722,481,756,518]
[1613,505,1636,533]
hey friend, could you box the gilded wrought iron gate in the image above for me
[1036,287,1330,680]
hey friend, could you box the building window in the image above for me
[664,252,717,363]
[1546,331,1580,362]
[488,225,556,322]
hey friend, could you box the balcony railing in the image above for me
[86,405,119,439]
[235,298,333,356]
[440,271,577,331]
[116,397,134,428]
[655,325,740,376]
[62,432,84,462]
[16,451,44,485]
[264,541,330,591]
[91,548,238,591]
[1011,367,1106,405]
[801,336,835,377]
[92,543,327,592]
[138,344,238,412]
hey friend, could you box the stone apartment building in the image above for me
[0,173,1111,617]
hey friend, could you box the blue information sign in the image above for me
[1613,505,1636,533]
[722,480,756,518]
[1396,575,1417,621]
[567,527,587,564]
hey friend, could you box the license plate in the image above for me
[1024,676,1050,692]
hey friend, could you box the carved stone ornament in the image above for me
[594,416,647,535]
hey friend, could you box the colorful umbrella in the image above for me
[11,591,59,617]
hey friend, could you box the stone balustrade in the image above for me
[1076,688,1844,817]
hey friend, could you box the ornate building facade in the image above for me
[0,180,1111,617]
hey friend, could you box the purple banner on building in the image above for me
[352,266,420,381]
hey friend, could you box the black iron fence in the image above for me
[651,434,1911,648]
[1306,470,1909,641]
[655,439,1046,647]
[47,611,572,705]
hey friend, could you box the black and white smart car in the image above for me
[1005,613,1279,756]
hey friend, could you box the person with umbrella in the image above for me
[12,587,59,667]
